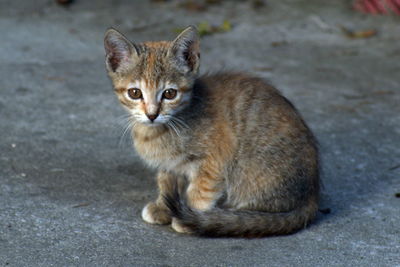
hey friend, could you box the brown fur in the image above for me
[104,26,320,237]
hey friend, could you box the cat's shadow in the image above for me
[29,142,158,215]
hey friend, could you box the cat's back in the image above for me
[198,72,278,100]
[196,72,305,130]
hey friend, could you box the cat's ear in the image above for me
[169,26,200,74]
[104,28,140,73]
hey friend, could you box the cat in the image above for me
[104,26,320,237]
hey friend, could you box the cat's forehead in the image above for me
[140,42,170,68]
[129,41,180,89]
[111,41,190,90]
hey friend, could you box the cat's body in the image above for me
[104,26,319,237]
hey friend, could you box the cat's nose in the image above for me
[146,113,158,122]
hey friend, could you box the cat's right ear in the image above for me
[169,25,200,75]
[104,28,139,73]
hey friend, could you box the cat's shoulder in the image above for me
[196,71,280,96]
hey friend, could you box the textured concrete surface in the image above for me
[1,0,399,266]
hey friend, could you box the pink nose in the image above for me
[146,113,158,122]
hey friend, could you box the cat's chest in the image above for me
[133,133,198,177]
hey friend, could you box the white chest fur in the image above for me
[133,129,198,179]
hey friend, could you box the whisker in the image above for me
[168,120,182,138]
[165,122,175,137]
[171,116,190,131]
[116,114,133,125]
[118,115,140,148]
[171,120,185,135]
[119,120,133,148]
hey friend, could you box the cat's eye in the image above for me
[162,89,177,100]
[127,88,142,99]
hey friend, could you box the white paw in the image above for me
[171,218,192,234]
[141,203,156,224]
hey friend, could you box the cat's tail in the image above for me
[163,183,318,238]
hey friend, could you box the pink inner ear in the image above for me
[184,50,196,72]
[108,52,123,72]
[105,33,132,72]
[107,43,128,71]
[173,40,199,73]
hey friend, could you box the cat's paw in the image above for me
[141,202,171,225]
[171,218,193,234]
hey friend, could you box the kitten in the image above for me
[104,26,320,237]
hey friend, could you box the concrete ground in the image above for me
[1,0,399,266]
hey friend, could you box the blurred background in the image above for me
[0,1,399,266]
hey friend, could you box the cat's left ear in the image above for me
[169,26,200,75]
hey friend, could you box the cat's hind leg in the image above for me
[186,163,223,211]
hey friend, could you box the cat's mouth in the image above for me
[134,114,170,127]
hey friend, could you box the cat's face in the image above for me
[115,77,192,125]
[104,26,200,126]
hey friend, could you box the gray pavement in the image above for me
[1,0,399,266]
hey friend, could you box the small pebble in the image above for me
[319,208,331,214]
[11,143,16,148]
[56,0,73,6]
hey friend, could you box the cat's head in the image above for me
[104,26,200,126]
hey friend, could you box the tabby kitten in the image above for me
[104,26,319,237]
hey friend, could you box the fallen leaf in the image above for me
[178,1,207,12]
[271,41,288,47]
[197,21,212,36]
[174,20,232,37]
[319,208,331,214]
[45,76,66,82]
[205,0,222,4]
[340,26,377,39]
[220,20,232,32]
[371,90,394,96]
[251,0,266,9]
[56,0,74,6]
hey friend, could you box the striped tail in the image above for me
[163,183,318,238]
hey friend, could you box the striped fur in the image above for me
[104,26,320,237]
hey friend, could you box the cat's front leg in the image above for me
[141,171,176,225]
